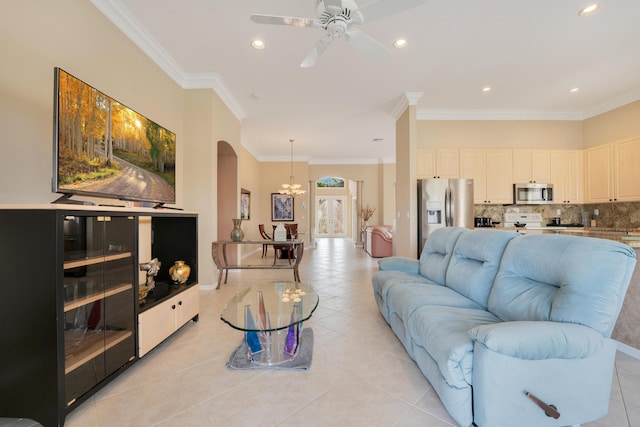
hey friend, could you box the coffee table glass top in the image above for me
[221,281,319,332]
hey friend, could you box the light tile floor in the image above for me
[60,238,640,427]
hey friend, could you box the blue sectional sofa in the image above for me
[372,227,636,427]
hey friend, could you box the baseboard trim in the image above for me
[616,340,640,359]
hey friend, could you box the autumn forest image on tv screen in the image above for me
[54,68,176,203]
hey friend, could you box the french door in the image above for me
[316,196,347,237]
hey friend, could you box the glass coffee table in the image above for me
[221,281,319,366]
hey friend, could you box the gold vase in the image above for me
[169,260,191,284]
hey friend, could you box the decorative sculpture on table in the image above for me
[139,258,161,301]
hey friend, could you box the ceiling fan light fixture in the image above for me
[251,39,265,49]
[393,38,408,48]
[579,4,600,16]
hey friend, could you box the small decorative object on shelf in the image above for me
[139,257,161,288]
[169,260,191,284]
[138,285,151,301]
[230,218,244,241]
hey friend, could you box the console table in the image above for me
[211,239,304,289]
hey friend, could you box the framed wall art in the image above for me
[240,189,250,220]
[271,193,294,221]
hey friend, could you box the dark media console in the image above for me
[0,204,198,427]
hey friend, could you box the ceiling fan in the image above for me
[250,0,426,68]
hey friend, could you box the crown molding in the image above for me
[391,92,424,119]
[90,0,245,121]
[416,110,584,121]
[581,89,640,119]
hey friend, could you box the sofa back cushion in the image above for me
[488,234,636,337]
[418,227,466,285]
[446,229,520,309]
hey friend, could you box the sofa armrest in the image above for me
[377,256,419,274]
[469,321,604,360]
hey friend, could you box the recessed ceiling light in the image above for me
[372,138,384,142]
[579,4,600,16]
[393,39,408,48]
[570,87,580,93]
[482,86,492,93]
[251,39,265,49]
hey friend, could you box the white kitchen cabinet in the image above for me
[417,149,459,178]
[138,284,200,356]
[550,150,583,204]
[585,139,640,203]
[614,138,640,201]
[585,144,613,202]
[459,149,512,204]
[486,150,514,204]
[512,149,551,183]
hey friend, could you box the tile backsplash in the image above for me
[474,201,640,228]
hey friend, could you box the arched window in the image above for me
[316,176,345,188]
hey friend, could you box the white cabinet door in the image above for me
[551,150,583,204]
[176,285,200,327]
[417,149,459,178]
[459,149,487,204]
[486,150,514,204]
[138,297,177,357]
[513,149,550,183]
[417,149,436,178]
[585,144,614,202]
[614,138,640,201]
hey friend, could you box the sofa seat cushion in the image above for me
[386,282,484,325]
[407,306,500,388]
[372,270,432,305]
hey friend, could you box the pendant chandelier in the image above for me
[279,139,306,198]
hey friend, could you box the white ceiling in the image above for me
[92,0,640,164]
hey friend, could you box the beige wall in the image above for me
[239,146,262,240]
[381,163,396,226]
[583,100,640,148]
[417,120,584,150]
[0,0,241,288]
[0,0,184,204]
[395,106,417,257]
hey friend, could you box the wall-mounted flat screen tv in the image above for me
[53,68,176,205]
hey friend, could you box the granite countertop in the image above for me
[539,228,640,248]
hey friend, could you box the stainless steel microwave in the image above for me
[513,183,553,204]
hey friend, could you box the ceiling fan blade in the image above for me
[322,0,343,14]
[250,14,320,28]
[356,0,426,24]
[301,35,334,68]
[346,29,390,59]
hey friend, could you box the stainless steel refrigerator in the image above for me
[417,178,474,257]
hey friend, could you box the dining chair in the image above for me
[258,224,271,258]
